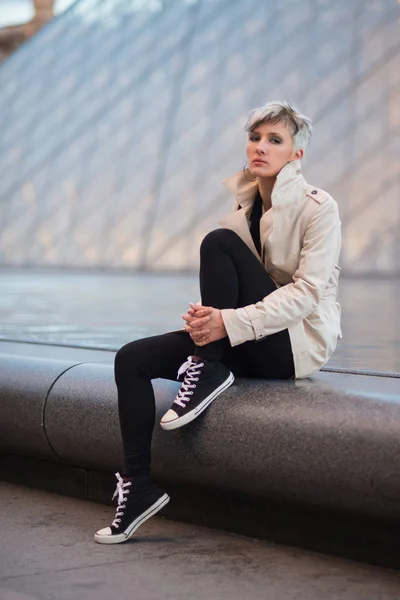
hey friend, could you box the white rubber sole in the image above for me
[94,493,170,544]
[160,371,235,431]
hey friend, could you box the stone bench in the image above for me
[1,352,400,568]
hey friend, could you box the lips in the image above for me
[253,159,267,165]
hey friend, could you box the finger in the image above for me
[189,304,212,315]
[194,310,213,319]
[183,312,207,324]
[191,331,209,341]
[190,329,209,340]
[182,314,195,323]
[186,324,209,334]
[191,307,212,316]
[190,317,211,329]
[183,309,204,320]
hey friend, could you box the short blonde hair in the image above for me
[244,101,313,155]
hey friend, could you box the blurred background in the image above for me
[0,1,74,59]
[0,0,399,372]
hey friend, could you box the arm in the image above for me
[220,200,341,345]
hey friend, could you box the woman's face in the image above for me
[246,121,303,179]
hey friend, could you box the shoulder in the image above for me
[304,183,339,218]
[304,184,332,205]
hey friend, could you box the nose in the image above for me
[256,139,267,154]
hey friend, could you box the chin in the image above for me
[251,164,267,174]
[253,166,275,178]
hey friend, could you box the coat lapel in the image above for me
[219,161,305,262]
[219,172,262,261]
[219,209,262,261]
[219,170,264,261]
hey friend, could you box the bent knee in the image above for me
[115,340,144,375]
[200,228,241,254]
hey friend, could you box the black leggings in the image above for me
[115,229,294,476]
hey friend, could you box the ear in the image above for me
[292,148,303,161]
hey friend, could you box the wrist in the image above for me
[217,309,227,336]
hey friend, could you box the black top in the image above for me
[249,190,263,257]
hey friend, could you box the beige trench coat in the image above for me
[219,159,342,379]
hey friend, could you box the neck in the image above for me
[257,177,276,211]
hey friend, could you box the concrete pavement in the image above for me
[1,482,400,600]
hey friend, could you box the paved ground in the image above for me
[0,267,399,373]
[1,483,400,600]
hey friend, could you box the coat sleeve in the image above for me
[220,199,342,346]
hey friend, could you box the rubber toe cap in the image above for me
[160,409,179,424]
[95,526,112,537]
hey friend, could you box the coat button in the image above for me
[311,190,317,195]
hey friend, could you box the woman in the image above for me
[94,101,342,544]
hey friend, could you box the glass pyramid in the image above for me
[0,0,399,273]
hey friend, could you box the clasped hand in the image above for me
[182,303,227,347]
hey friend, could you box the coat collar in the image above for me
[222,159,304,210]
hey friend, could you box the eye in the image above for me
[249,134,260,142]
[270,137,282,144]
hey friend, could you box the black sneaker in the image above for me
[160,355,234,430]
[94,472,170,544]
